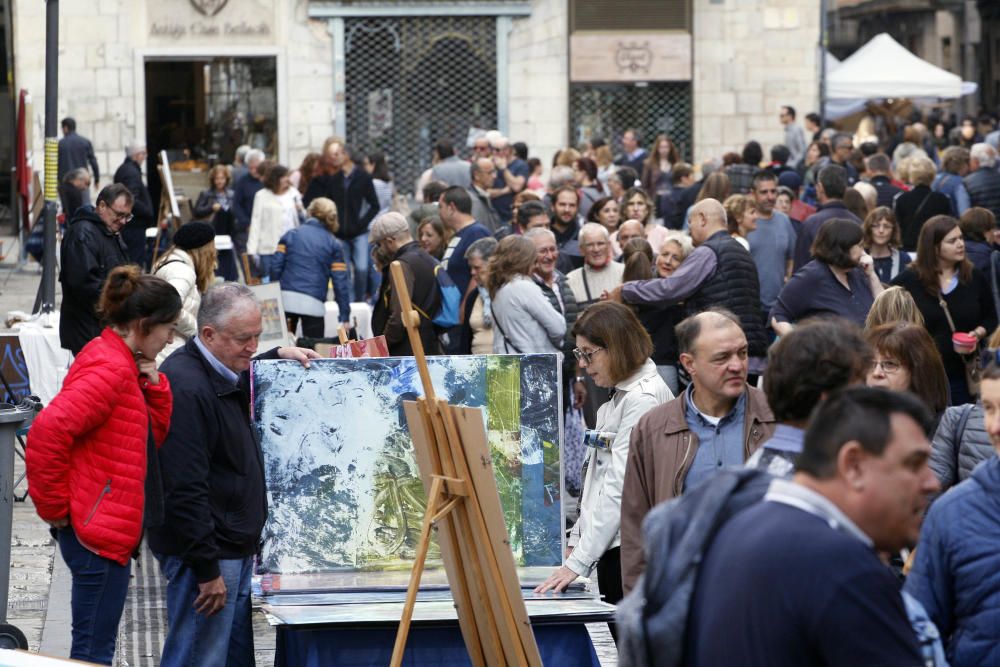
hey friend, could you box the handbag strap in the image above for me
[912,191,933,221]
[489,304,522,354]
[938,290,958,333]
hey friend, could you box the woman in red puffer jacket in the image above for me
[27,265,181,665]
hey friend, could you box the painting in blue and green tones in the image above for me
[251,354,562,575]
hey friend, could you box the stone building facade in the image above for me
[10,0,822,200]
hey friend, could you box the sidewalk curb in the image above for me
[38,543,71,657]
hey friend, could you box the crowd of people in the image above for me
[36,103,1000,665]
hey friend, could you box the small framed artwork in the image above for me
[249,283,289,348]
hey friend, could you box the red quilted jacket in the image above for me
[27,328,172,565]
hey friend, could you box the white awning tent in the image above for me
[824,33,976,119]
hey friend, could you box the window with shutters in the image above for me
[570,0,690,32]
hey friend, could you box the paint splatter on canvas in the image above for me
[251,355,562,575]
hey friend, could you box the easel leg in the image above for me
[390,476,445,667]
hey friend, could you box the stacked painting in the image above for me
[251,354,562,580]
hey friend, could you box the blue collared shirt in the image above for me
[193,335,240,386]
[745,423,806,478]
[762,424,805,453]
[683,386,747,491]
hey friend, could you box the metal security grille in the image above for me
[344,16,497,196]
[570,83,693,163]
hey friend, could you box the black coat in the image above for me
[58,205,130,355]
[113,158,155,264]
[147,341,279,582]
[371,242,441,356]
[894,185,952,252]
[303,167,379,240]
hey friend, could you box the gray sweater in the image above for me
[491,275,566,355]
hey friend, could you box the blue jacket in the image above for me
[270,219,351,323]
[906,455,1000,666]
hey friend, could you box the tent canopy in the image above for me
[827,33,964,100]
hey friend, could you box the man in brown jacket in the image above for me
[620,309,775,593]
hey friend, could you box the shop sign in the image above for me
[570,33,691,83]
[148,0,275,43]
[191,0,228,16]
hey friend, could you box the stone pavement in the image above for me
[0,242,618,666]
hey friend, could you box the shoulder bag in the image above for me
[938,291,982,398]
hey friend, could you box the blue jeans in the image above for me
[341,233,371,302]
[155,553,255,667]
[57,527,131,665]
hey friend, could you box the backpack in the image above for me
[414,262,461,330]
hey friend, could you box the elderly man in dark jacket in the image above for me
[149,284,318,667]
[58,184,132,355]
[112,144,155,265]
[370,213,442,355]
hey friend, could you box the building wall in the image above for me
[692,0,820,166]
[12,0,333,184]
[507,0,568,173]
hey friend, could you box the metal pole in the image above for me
[819,0,827,128]
[38,0,58,315]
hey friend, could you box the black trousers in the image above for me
[596,546,623,642]
[286,313,325,338]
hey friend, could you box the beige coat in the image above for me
[153,249,200,365]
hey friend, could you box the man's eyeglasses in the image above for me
[110,209,133,223]
[573,347,604,365]
[869,360,902,374]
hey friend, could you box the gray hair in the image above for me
[465,236,499,261]
[579,222,610,243]
[701,157,722,179]
[523,227,556,244]
[245,149,266,165]
[971,143,997,169]
[197,283,259,331]
[548,166,575,189]
[660,230,694,259]
[235,145,251,163]
[126,143,146,159]
[63,167,89,185]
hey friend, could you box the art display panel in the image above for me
[251,354,562,578]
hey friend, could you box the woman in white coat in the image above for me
[247,164,302,280]
[152,221,217,364]
[534,301,672,636]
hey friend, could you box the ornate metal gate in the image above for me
[570,83,693,162]
[344,16,498,195]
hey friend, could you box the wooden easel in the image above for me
[151,165,175,269]
[388,261,542,667]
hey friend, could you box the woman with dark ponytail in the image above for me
[26,265,181,665]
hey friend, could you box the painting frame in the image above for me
[250,354,564,585]
[249,282,288,348]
